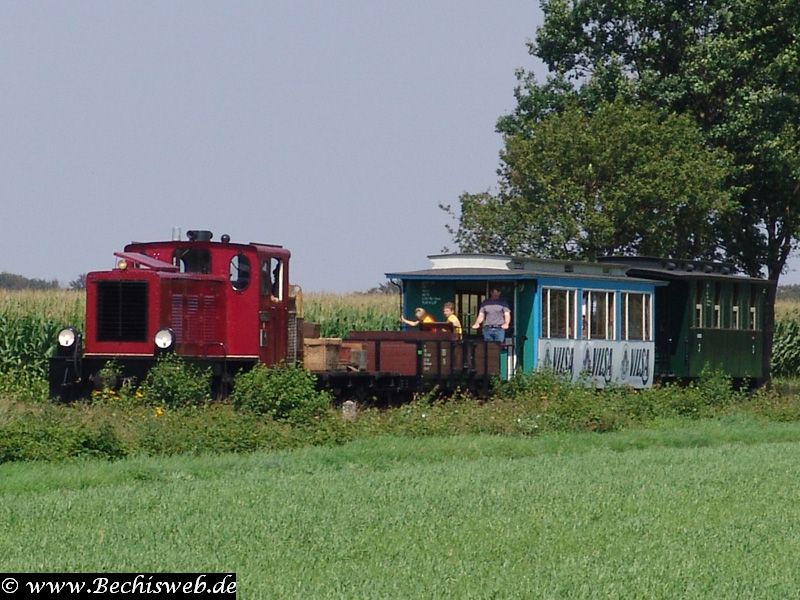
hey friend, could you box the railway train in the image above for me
[49,230,773,401]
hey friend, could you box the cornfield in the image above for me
[771,301,800,377]
[0,291,84,374]
[772,310,800,377]
[0,290,85,323]
[0,290,399,375]
[303,292,400,338]
[9,289,798,377]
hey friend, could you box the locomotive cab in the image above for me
[49,231,294,400]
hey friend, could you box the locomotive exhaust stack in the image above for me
[186,230,213,242]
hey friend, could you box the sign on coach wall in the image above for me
[538,339,655,388]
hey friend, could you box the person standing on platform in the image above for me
[471,288,511,342]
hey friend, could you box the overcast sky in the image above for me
[1,2,546,292]
[3,2,798,291]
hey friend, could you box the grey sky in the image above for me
[1,1,545,292]
[3,3,797,291]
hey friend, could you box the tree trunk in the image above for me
[761,274,779,386]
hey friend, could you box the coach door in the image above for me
[258,256,288,365]
[455,280,518,378]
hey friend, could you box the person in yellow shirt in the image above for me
[400,307,436,328]
[443,302,462,337]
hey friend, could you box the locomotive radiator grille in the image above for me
[171,295,185,341]
[171,293,221,353]
[97,281,148,342]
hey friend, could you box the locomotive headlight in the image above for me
[154,328,175,350]
[57,327,77,348]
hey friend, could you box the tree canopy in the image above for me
[491,0,800,281]
[445,99,734,260]
[445,0,800,378]
[0,273,59,291]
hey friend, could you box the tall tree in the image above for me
[445,100,734,260]
[524,0,800,283]
[69,274,87,291]
[449,0,800,378]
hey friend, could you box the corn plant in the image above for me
[304,292,399,338]
[0,290,84,324]
[0,291,84,375]
[772,310,800,377]
[0,314,62,374]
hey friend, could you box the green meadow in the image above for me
[4,290,800,597]
[3,418,800,599]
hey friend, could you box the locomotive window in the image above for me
[732,285,740,329]
[262,258,283,301]
[713,283,722,328]
[749,287,759,330]
[623,292,651,341]
[172,248,211,274]
[229,254,251,291]
[582,291,614,340]
[542,288,576,339]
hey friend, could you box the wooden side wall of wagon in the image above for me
[310,331,504,401]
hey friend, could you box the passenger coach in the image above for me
[602,257,771,384]
[389,254,771,387]
[388,254,660,388]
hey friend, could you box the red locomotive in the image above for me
[50,230,496,401]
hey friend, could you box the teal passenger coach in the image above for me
[388,254,771,388]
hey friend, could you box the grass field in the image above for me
[3,417,800,598]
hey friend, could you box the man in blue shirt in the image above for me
[471,287,511,342]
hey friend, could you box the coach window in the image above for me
[582,291,614,340]
[694,284,704,327]
[732,284,740,329]
[542,288,576,339]
[229,254,251,291]
[623,292,651,341]
[713,282,722,328]
[749,287,759,330]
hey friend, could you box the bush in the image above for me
[4,357,800,464]
[139,354,211,408]
[493,368,744,430]
[0,367,49,403]
[493,370,627,432]
[88,361,147,407]
[231,364,331,423]
[0,409,127,463]
[695,366,740,408]
[746,385,800,422]
[136,404,293,456]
